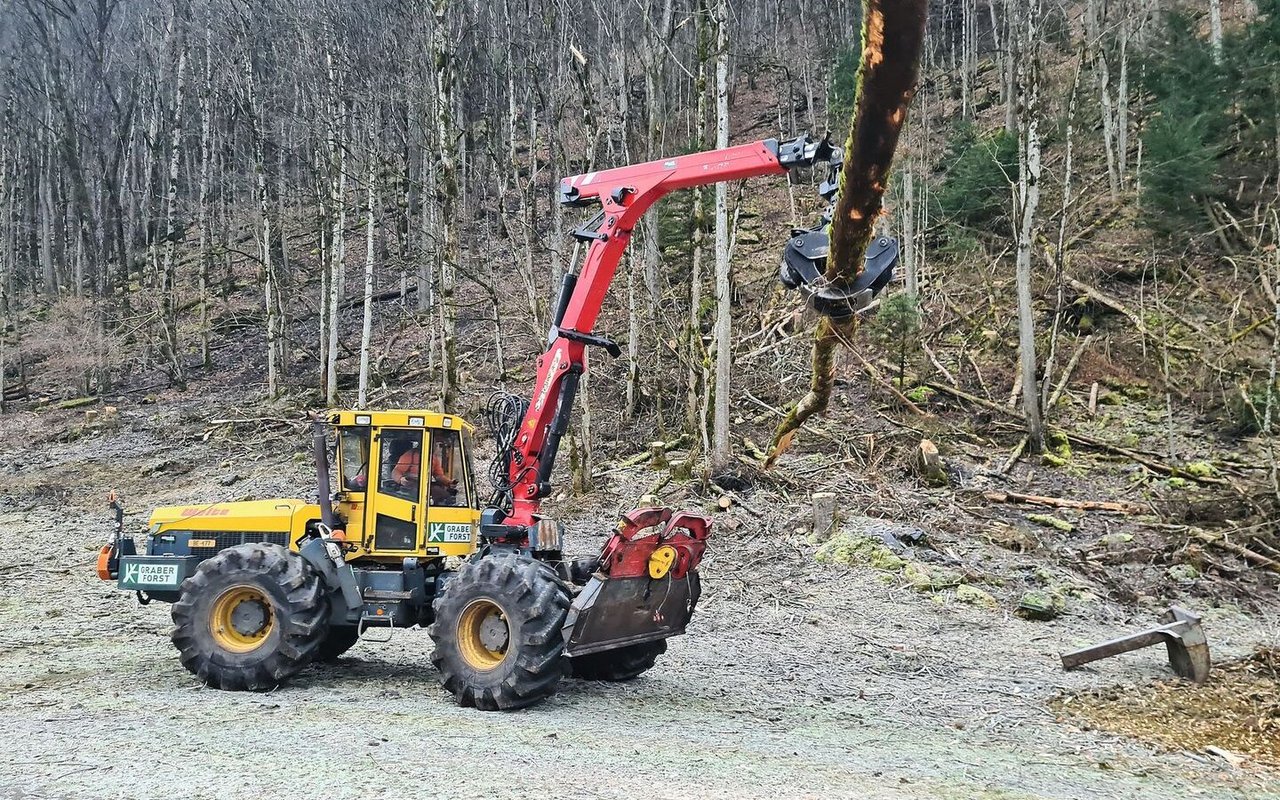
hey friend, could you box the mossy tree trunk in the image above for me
[767,0,928,465]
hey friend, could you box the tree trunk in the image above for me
[159,3,188,386]
[768,0,929,464]
[326,85,347,406]
[1209,0,1224,65]
[1116,15,1130,188]
[710,0,733,469]
[197,18,213,369]
[1087,0,1120,202]
[1014,0,1045,451]
[433,0,460,411]
[687,0,712,438]
[903,165,917,295]
[243,53,277,399]
[357,142,376,410]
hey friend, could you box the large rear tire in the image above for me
[429,551,570,710]
[568,639,667,681]
[171,543,328,691]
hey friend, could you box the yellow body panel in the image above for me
[150,499,312,535]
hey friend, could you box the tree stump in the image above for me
[812,491,838,542]
[912,439,948,487]
[649,441,669,471]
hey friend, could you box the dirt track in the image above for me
[1,405,1278,800]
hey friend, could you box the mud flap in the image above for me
[562,572,701,657]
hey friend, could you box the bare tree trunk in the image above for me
[1209,0,1224,65]
[197,18,212,369]
[357,141,376,409]
[1116,13,1130,188]
[159,3,188,385]
[687,0,711,437]
[1014,0,1045,450]
[903,164,917,295]
[711,0,732,468]
[326,80,347,406]
[243,53,277,399]
[1088,0,1120,202]
[432,0,460,411]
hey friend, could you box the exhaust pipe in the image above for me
[311,419,337,531]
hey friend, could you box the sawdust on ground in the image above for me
[1054,647,1280,768]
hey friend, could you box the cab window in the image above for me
[380,429,423,501]
[429,428,469,508]
[338,428,370,492]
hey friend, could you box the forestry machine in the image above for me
[96,134,898,710]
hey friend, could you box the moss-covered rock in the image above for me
[1041,452,1069,467]
[1167,563,1200,583]
[1182,461,1218,478]
[815,532,907,572]
[955,584,999,610]
[1016,590,1065,620]
[903,561,963,591]
[905,385,936,404]
[1096,532,1133,548]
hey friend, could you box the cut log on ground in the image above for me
[984,490,1148,515]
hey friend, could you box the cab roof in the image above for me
[326,409,474,432]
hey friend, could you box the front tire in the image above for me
[171,543,328,691]
[568,639,667,681]
[429,551,570,710]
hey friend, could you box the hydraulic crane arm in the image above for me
[484,134,865,538]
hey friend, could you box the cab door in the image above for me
[365,428,425,553]
[422,426,478,556]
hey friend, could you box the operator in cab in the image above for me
[392,439,458,502]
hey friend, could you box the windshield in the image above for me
[338,428,371,492]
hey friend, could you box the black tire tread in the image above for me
[428,551,570,711]
[170,542,328,691]
[568,639,667,681]
[315,626,361,661]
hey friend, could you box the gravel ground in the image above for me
[1,404,1278,800]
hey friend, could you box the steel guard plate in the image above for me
[562,571,701,657]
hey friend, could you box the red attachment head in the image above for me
[597,507,712,581]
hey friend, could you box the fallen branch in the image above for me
[1192,529,1280,573]
[1046,334,1092,410]
[997,436,1029,475]
[927,381,1020,419]
[1063,430,1230,487]
[921,341,957,386]
[984,490,1148,515]
[1067,275,1197,353]
[607,434,694,471]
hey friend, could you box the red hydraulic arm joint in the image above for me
[499,136,824,531]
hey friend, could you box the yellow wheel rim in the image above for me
[457,598,510,671]
[209,585,275,653]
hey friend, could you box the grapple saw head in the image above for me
[562,507,711,657]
